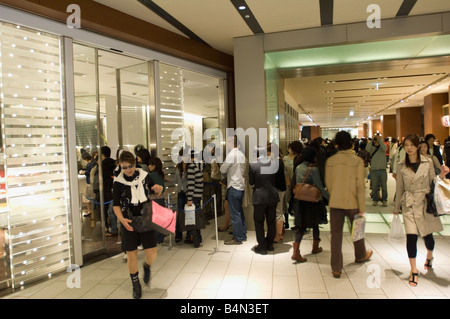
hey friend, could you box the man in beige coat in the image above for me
[325,131,373,278]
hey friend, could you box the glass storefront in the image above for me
[0,18,227,291]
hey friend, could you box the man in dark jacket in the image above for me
[248,145,280,255]
[94,146,116,231]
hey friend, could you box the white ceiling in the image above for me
[91,0,450,129]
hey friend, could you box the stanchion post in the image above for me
[213,194,219,251]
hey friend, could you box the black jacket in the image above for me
[249,158,280,205]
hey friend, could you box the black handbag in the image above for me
[425,181,438,216]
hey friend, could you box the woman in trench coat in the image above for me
[394,134,449,287]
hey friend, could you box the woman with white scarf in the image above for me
[113,151,163,299]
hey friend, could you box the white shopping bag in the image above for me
[389,215,404,241]
[435,177,450,216]
[351,215,365,242]
[184,204,196,226]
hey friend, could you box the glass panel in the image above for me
[0,22,71,288]
[74,45,148,258]
[158,63,185,204]
[73,43,103,256]
[117,62,150,152]
[158,63,225,216]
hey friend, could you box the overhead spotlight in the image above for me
[238,5,246,10]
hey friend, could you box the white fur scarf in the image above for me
[115,168,148,204]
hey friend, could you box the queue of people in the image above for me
[78,130,449,298]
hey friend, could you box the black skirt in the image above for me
[293,199,328,229]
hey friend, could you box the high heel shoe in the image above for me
[409,272,418,287]
[424,257,433,270]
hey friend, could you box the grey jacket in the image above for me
[366,140,387,170]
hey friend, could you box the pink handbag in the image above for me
[142,200,176,235]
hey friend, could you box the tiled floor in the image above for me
[2,174,450,299]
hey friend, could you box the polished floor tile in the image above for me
[2,174,449,300]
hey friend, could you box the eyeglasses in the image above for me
[121,164,134,170]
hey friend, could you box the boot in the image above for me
[312,239,323,254]
[291,242,307,263]
[274,221,284,243]
[130,272,142,299]
[143,262,151,286]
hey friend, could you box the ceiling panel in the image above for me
[334,0,404,25]
[247,0,321,33]
[93,0,187,38]
[285,62,450,128]
[153,0,253,55]
[411,0,450,16]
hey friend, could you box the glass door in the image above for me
[74,43,151,259]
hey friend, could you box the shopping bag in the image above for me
[184,204,196,226]
[435,177,450,216]
[141,201,177,235]
[388,215,404,241]
[351,215,365,242]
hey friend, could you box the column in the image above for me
[396,107,422,141]
[310,126,322,140]
[424,93,449,143]
[381,115,396,138]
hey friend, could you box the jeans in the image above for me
[107,201,117,234]
[371,169,387,202]
[227,187,247,242]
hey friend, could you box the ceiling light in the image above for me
[238,5,246,10]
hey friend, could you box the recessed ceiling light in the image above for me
[238,5,246,10]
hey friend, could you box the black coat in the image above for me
[249,158,280,205]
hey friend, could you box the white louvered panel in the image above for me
[3,127,63,136]
[6,164,66,176]
[159,64,184,203]
[3,108,62,118]
[2,137,62,146]
[7,181,66,198]
[5,155,63,166]
[0,21,72,289]
[5,117,62,127]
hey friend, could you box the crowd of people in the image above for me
[77,132,450,298]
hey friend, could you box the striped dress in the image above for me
[187,162,204,201]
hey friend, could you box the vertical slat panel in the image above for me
[0,22,71,289]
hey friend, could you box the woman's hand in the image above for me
[439,165,449,179]
[120,218,134,232]
[151,184,163,196]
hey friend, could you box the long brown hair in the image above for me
[404,134,421,172]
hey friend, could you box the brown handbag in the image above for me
[293,166,321,202]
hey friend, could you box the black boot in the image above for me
[143,262,151,286]
[130,272,142,299]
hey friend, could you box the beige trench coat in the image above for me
[394,155,443,236]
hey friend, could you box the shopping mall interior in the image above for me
[0,0,449,301]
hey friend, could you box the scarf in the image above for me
[115,168,148,204]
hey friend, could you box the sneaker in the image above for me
[382,201,388,207]
[224,238,242,245]
[372,201,378,206]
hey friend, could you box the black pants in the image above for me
[253,203,277,249]
[406,233,435,258]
